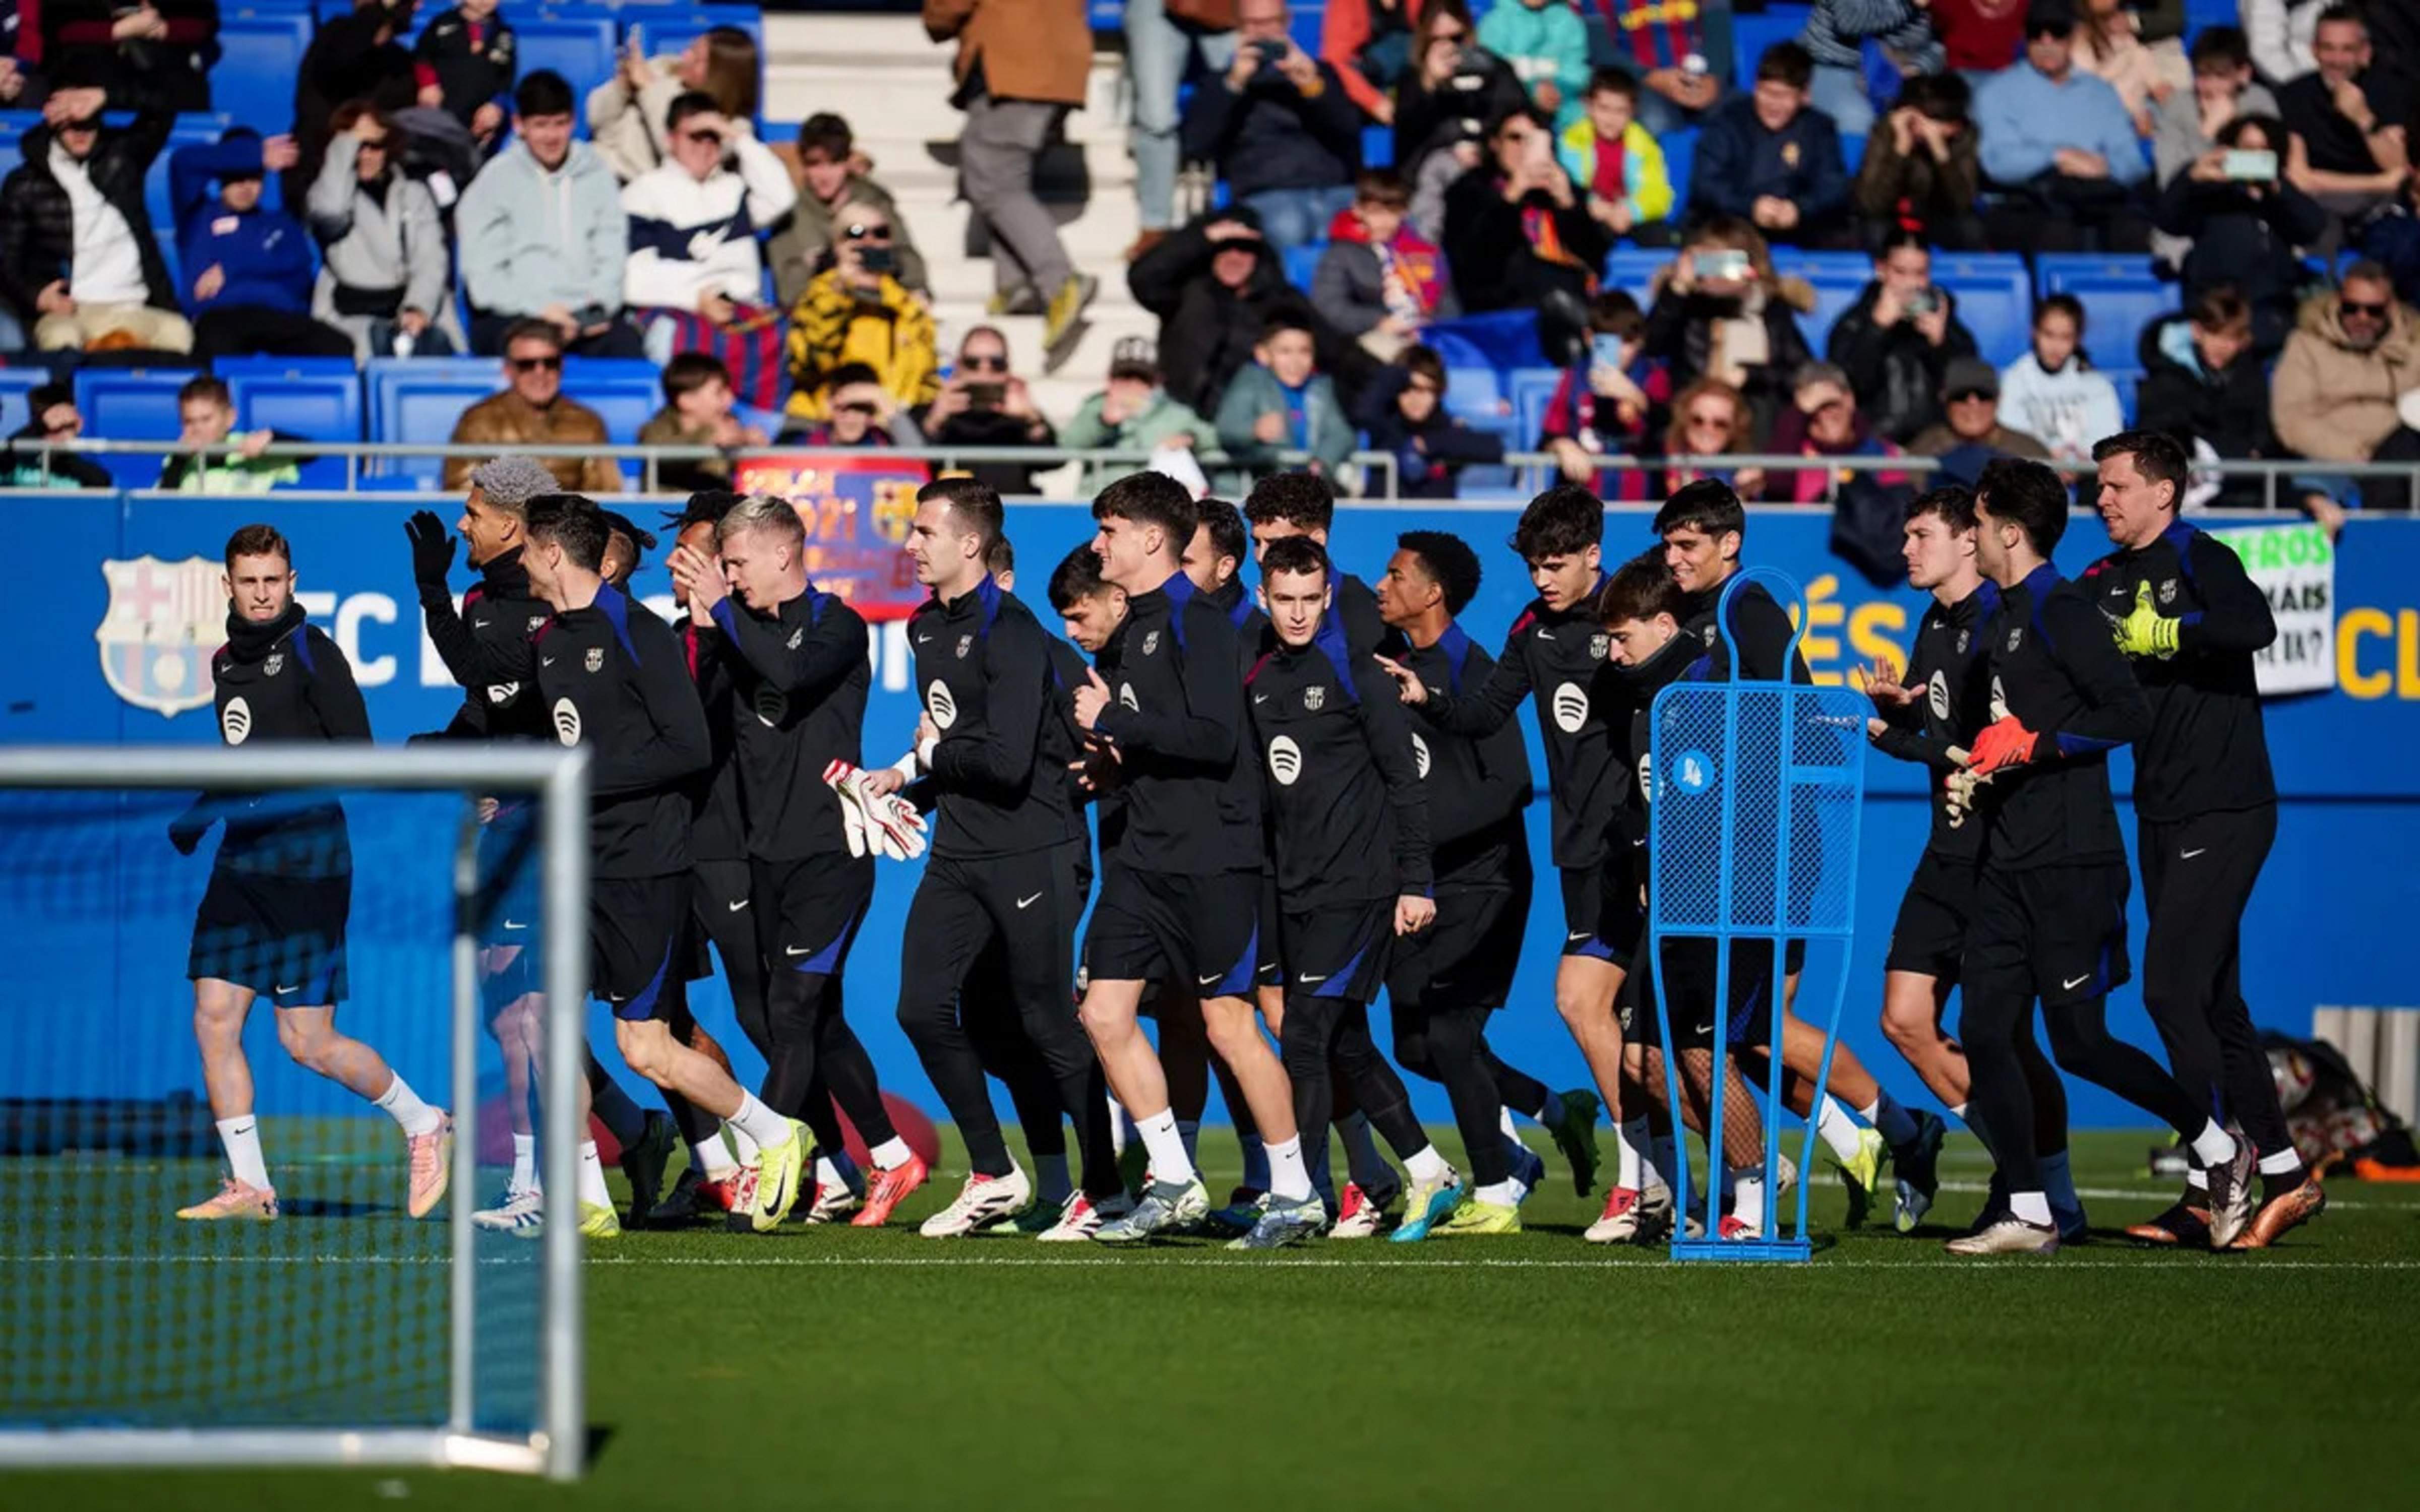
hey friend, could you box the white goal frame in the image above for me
[0,744,591,1481]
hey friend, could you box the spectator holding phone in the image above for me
[767,114,929,311]
[459,71,644,358]
[1182,0,1365,248]
[916,325,1058,494]
[1390,0,1526,239]
[1640,216,1818,445]
[2153,25,2278,185]
[1687,42,1850,249]
[588,23,759,182]
[1441,103,1609,361]
[1826,227,1980,445]
[1539,290,1668,500]
[2156,112,2328,351]
[1852,72,1984,250]
[785,198,939,423]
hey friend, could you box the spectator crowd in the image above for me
[3,0,2418,513]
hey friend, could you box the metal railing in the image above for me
[21,436,2420,509]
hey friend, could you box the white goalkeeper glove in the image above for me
[821,760,928,862]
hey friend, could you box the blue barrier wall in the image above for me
[7,491,2417,1131]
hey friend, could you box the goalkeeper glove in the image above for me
[2112,580,2181,660]
[405,511,457,588]
[821,761,928,862]
[1965,716,2044,777]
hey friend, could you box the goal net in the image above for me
[0,745,590,1478]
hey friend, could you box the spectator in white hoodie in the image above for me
[620,90,795,374]
[1997,291,2127,462]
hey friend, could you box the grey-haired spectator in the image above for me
[1059,336,1221,490]
[767,113,929,311]
[461,71,644,359]
[308,99,462,359]
[2270,261,2420,518]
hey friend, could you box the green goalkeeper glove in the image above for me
[2113,580,2180,659]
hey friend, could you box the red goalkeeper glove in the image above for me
[1966,716,2044,777]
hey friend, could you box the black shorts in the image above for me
[1886,850,1978,981]
[592,874,691,1022]
[1254,869,1283,988]
[1277,899,1395,1005]
[474,801,543,1013]
[1388,883,1526,1013]
[751,853,875,979]
[1083,867,1261,999]
[188,868,350,1007]
[1963,861,2133,1009]
[690,856,754,982]
[1621,935,1777,1052]
[1560,855,1642,963]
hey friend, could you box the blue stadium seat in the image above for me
[221,357,363,488]
[1770,248,1874,349]
[1662,126,1697,211]
[2035,253,2172,377]
[1933,253,2034,366]
[1840,132,1866,174]
[74,367,203,487]
[1088,0,1123,30]
[216,13,316,132]
[368,357,505,483]
[1424,331,1502,419]
[2107,368,2138,425]
[0,368,52,436]
[518,15,623,102]
[1362,123,1393,169]
[1281,240,1326,292]
[1423,309,1545,375]
[1730,4,1811,91]
[1508,364,1564,451]
[561,357,666,444]
[1604,246,1670,307]
[1289,3,1324,56]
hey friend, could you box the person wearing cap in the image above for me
[168,129,356,362]
[1059,335,1221,489]
[1129,206,1350,418]
[1908,356,2052,483]
[0,82,191,353]
[1973,0,2155,253]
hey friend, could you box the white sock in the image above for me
[1134,1108,1196,1185]
[1264,1133,1312,1202]
[373,1073,445,1137]
[2188,1119,2238,1168]
[1948,1101,1969,1122]
[1339,1111,1392,1190]
[691,1135,737,1178]
[1107,1097,1129,1157]
[2038,1149,2078,1213]
[2185,1166,2210,1191]
[1176,1119,1200,1166]
[1498,1106,1522,1142]
[725,1091,794,1151]
[1036,1153,1072,1203]
[576,1140,612,1209]
[1730,1168,1766,1222]
[1404,1145,1451,1184]
[2257,1147,2304,1176]
[1615,1117,1647,1191]
[216,1115,271,1190]
[729,1124,760,1167]
[1815,1097,1862,1163]
[815,1152,859,1193]
[868,1137,914,1170]
[509,1133,537,1194]
[1475,1178,1522,1206]
[2009,1190,2052,1227]
[1649,1135,1678,1193]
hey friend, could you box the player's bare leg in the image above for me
[1553,955,1627,1121]
[614,1017,806,1233]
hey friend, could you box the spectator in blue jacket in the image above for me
[458,71,642,357]
[1181,0,1365,247]
[168,130,356,362]
[1974,0,2154,251]
[1687,42,1851,248]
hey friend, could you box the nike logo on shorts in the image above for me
[1015,893,1043,909]
[1297,972,1325,984]
[1566,930,1592,942]
[275,984,299,994]
[786,946,812,957]
[1197,973,1221,987]
[2180,848,2206,859]
[2062,974,2090,991]
[728,900,749,911]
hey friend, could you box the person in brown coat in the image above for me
[442,319,627,492]
[2270,263,2420,463]
[924,0,1097,363]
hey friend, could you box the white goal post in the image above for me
[0,744,590,1481]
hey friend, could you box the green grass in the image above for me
[5,1126,2416,1510]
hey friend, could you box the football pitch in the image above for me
[5,1126,2415,1510]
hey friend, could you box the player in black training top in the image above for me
[862,478,1116,1241]
[1948,459,2217,1257]
[1239,536,1466,1247]
[516,495,811,1239]
[668,493,926,1229]
[1656,480,1933,1231]
[1857,486,2073,1236]
[2085,430,2320,1250]
[1374,530,1598,1233]
[1071,472,1315,1245]
[171,524,453,1226]
[1377,486,1619,1223]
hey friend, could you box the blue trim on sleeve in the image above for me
[1437,622,1472,695]
[598,584,639,664]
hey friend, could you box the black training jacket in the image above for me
[1976,563,2149,872]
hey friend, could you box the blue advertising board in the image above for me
[6,491,2416,1131]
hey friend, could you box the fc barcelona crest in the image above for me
[584,647,604,673]
[1590,633,1610,661]
[94,555,224,716]
[956,634,973,659]
[1304,685,1325,711]
[263,653,284,678]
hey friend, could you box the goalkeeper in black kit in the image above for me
[2085,430,2322,1251]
